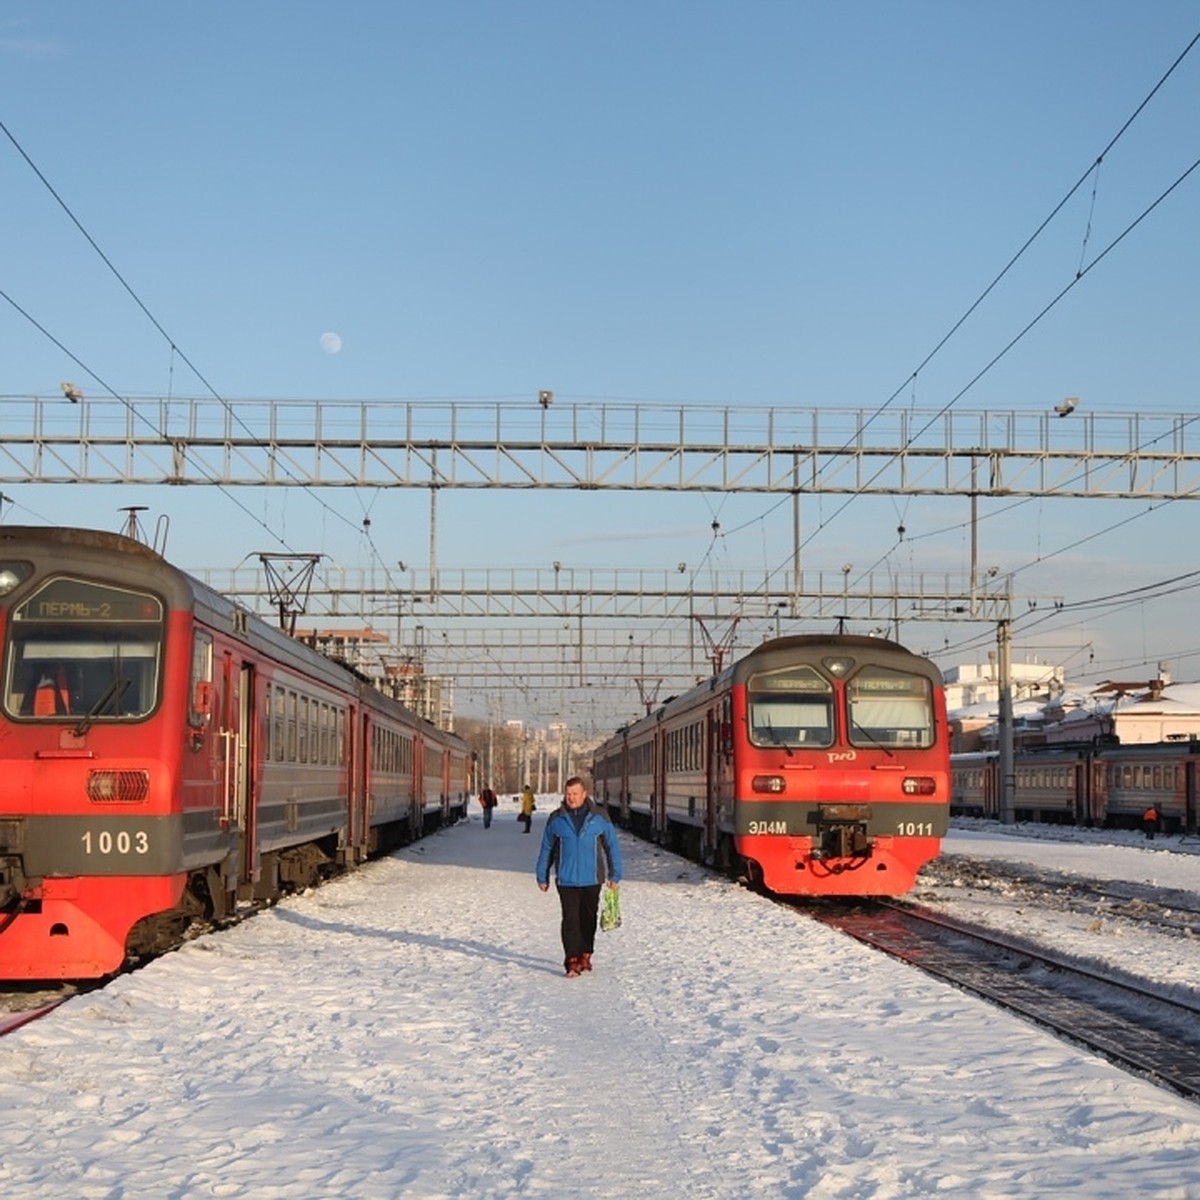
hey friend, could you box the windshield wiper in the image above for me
[73,677,131,737]
[849,722,895,758]
[758,715,793,756]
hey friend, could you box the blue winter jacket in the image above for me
[536,800,623,889]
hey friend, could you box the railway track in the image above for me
[0,999,64,1036]
[0,981,86,1037]
[816,901,1200,1104]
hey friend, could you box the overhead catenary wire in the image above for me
[3,30,1199,716]
[719,31,1199,588]
[742,40,1200,657]
[0,283,289,547]
[0,117,372,564]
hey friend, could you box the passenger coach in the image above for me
[951,741,1200,832]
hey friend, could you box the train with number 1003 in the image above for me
[592,634,950,897]
[0,525,470,982]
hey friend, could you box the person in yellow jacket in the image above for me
[519,785,536,833]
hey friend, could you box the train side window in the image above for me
[273,686,286,761]
[188,631,213,742]
[287,690,298,761]
[299,695,310,764]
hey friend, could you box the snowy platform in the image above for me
[1,809,1198,1199]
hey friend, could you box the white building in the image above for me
[941,658,1063,712]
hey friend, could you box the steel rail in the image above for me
[817,902,1200,1105]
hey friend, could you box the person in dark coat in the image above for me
[479,786,497,829]
[535,776,623,977]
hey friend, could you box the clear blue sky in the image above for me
[1,2,1197,724]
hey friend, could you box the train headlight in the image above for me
[901,776,937,795]
[87,770,150,803]
[751,775,786,794]
[0,563,32,596]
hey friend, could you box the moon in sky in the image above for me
[319,331,343,354]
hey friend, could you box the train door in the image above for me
[1090,757,1109,826]
[220,654,255,891]
[1186,754,1197,834]
[412,732,424,836]
[983,758,997,819]
[238,663,256,884]
[704,704,719,862]
[653,724,667,842]
[367,714,382,849]
[619,734,630,822]
[347,704,367,862]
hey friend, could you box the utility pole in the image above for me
[792,450,801,614]
[486,698,496,789]
[997,618,1015,825]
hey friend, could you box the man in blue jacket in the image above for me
[536,776,623,978]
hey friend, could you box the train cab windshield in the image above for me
[3,576,164,723]
[747,664,834,748]
[847,665,936,749]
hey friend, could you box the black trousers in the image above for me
[557,884,601,962]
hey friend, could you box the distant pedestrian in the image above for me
[519,784,536,833]
[479,786,498,829]
[1142,803,1161,840]
[535,777,623,978]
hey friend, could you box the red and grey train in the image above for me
[952,742,1200,833]
[0,526,470,981]
[592,634,950,897]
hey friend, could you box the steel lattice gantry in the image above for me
[196,563,1016,705]
[2,395,1200,498]
[199,564,1013,624]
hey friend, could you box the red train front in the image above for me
[595,634,950,897]
[729,635,949,895]
[0,525,470,982]
[0,527,204,979]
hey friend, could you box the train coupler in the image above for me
[808,804,872,861]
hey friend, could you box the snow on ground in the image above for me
[925,821,1200,998]
[1,805,1199,1200]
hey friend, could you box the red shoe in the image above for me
[580,953,593,972]
[565,957,582,977]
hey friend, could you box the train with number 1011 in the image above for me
[592,634,950,896]
[0,526,470,982]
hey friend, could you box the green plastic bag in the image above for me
[600,885,622,932]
